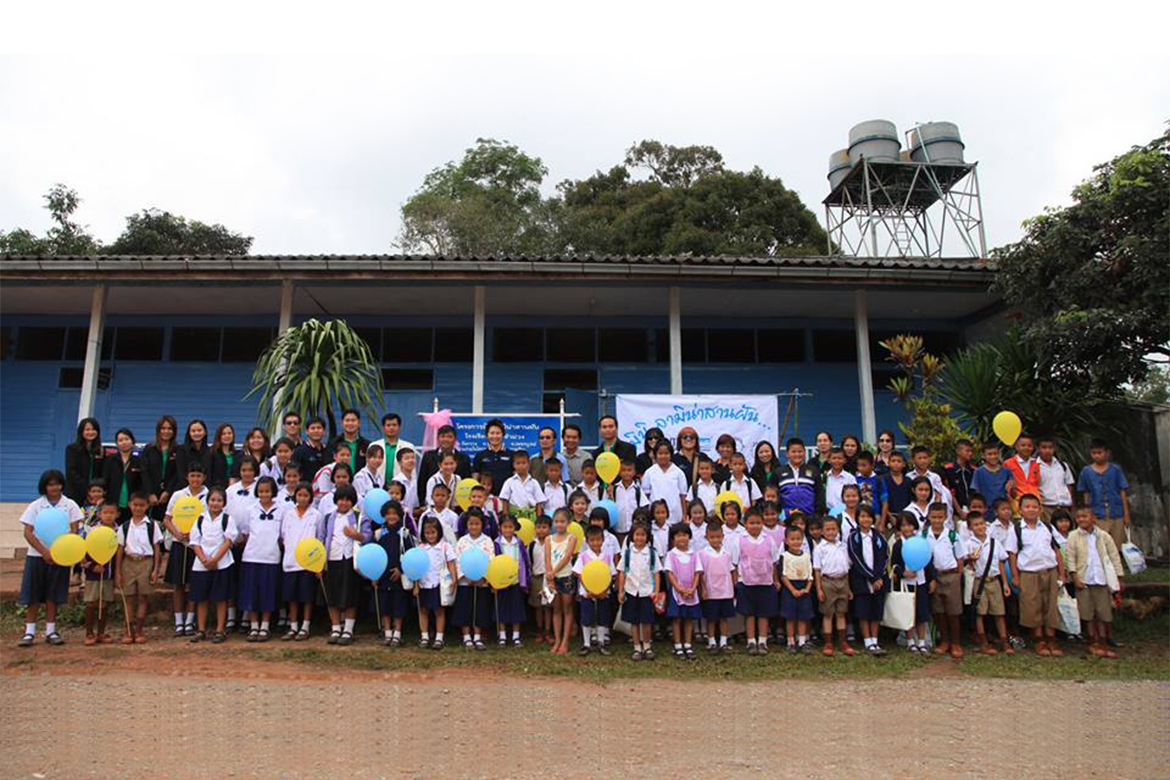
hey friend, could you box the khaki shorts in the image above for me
[1076,584,1113,623]
[528,574,546,607]
[818,575,849,615]
[1018,567,1060,629]
[1095,516,1127,554]
[931,569,963,616]
[973,576,1006,616]
[121,555,156,596]
[84,579,116,603]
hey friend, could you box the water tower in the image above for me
[823,120,987,259]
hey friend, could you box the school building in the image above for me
[0,252,1003,515]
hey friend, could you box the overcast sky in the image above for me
[3,2,1167,255]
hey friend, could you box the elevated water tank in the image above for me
[848,120,900,163]
[827,149,852,189]
[909,122,965,164]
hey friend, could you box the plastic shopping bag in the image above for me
[882,583,916,631]
[1121,529,1146,575]
[1057,587,1081,636]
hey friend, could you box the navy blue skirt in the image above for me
[579,595,612,627]
[189,567,233,602]
[665,590,701,619]
[910,583,932,624]
[323,561,360,610]
[238,562,281,613]
[621,595,656,625]
[452,585,494,628]
[702,597,736,620]
[495,584,526,624]
[282,570,318,604]
[18,555,70,606]
[418,586,442,612]
[164,542,196,587]
[374,585,413,619]
[736,583,779,617]
[779,581,816,620]
[851,591,886,621]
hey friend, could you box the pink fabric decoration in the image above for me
[421,409,454,451]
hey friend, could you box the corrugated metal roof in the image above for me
[1,252,994,272]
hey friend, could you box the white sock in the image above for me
[747,638,757,647]
[598,627,609,642]
[392,629,401,640]
[683,642,692,650]
[45,622,57,636]
[421,632,430,642]
[25,622,36,636]
[343,618,356,633]
[759,637,768,647]
[512,630,520,640]
[798,635,808,646]
[434,632,443,642]
[185,612,195,627]
[720,635,728,646]
[865,637,876,648]
[583,628,592,647]
[260,620,269,631]
[788,637,797,647]
[227,608,236,621]
[288,620,299,632]
[332,623,342,633]
[384,629,393,639]
[673,642,682,650]
[174,612,184,627]
[473,632,482,642]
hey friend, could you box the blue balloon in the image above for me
[901,535,932,571]
[401,548,430,581]
[460,547,489,581]
[355,543,388,581]
[34,508,69,547]
[828,504,844,518]
[594,499,619,529]
[363,489,391,523]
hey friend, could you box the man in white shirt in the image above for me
[1036,436,1075,520]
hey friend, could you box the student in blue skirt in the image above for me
[17,470,84,647]
[663,523,703,660]
[453,510,498,650]
[414,516,457,650]
[848,504,889,656]
[238,477,283,642]
[493,514,530,647]
[373,499,414,647]
[618,521,661,660]
[188,487,240,643]
[317,484,365,645]
[779,524,816,654]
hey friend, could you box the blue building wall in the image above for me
[0,313,924,500]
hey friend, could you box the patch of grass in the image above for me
[261,643,933,683]
[960,652,1169,681]
[1125,566,1170,584]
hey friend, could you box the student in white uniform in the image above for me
[644,442,689,526]
[237,477,284,642]
[16,469,84,648]
[500,450,546,517]
[541,459,572,517]
[187,487,240,643]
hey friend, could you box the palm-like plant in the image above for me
[247,319,384,437]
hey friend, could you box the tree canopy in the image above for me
[0,185,252,255]
[397,139,827,257]
[992,130,1170,396]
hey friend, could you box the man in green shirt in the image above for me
[379,413,415,484]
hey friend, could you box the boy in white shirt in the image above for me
[823,448,858,510]
[116,492,162,644]
[393,447,420,519]
[610,459,646,543]
[813,516,853,657]
[925,502,966,658]
[499,450,546,517]
[421,483,462,543]
[965,511,1011,655]
[1036,436,1075,521]
[722,453,760,509]
[1011,495,1067,657]
[541,458,571,517]
[577,460,602,505]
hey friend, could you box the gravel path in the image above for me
[2,668,1167,779]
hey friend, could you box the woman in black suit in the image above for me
[141,415,179,520]
[104,427,144,521]
[175,419,212,483]
[209,423,238,489]
[65,417,106,505]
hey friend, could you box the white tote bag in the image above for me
[1056,585,1081,635]
[882,581,916,631]
[1121,528,1147,575]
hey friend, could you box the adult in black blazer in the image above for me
[141,415,180,520]
[174,419,212,485]
[65,417,106,504]
[417,425,472,507]
[103,427,145,521]
[591,415,637,467]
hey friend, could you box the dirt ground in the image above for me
[2,635,1167,780]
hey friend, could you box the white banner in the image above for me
[615,394,779,467]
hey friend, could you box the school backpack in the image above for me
[196,514,230,535]
[1013,519,1060,552]
[622,539,657,573]
[119,518,156,547]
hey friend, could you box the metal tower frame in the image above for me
[823,154,987,259]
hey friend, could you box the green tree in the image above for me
[105,209,252,254]
[992,130,1170,396]
[0,184,101,254]
[880,334,965,461]
[1128,365,1170,406]
[558,141,827,256]
[247,319,384,438]
[397,138,558,256]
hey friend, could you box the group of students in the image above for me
[17,412,1137,663]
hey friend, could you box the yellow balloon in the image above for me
[517,516,536,546]
[294,537,327,573]
[568,521,586,550]
[594,451,620,484]
[486,554,519,589]
[85,526,118,565]
[581,559,612,596]
[50,533,86,567]
[172,496,204,534]
[993,411,1023,447]
[714,490,743,514]
[455,478,480,511]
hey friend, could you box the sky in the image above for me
[2,1,1167,255]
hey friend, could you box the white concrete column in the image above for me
[472,285,485,413]
[278,279,294,333]
[854,289,877,445]
[668,286,682,395]
[77,284,108,422]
